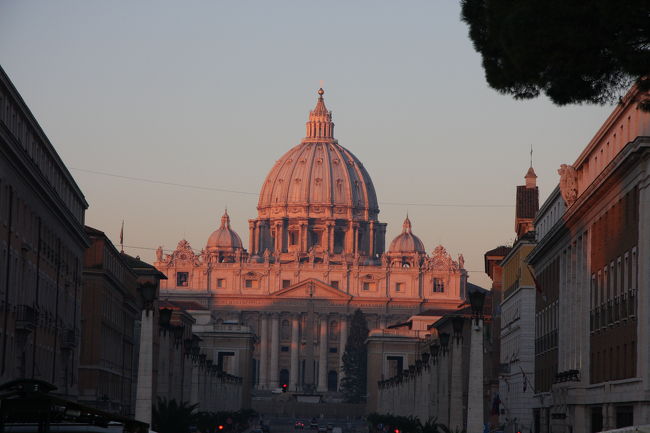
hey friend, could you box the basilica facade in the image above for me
[156,89,468,393]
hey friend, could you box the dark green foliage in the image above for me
[340,308,369,403]
[366,413,460,433]
[152,399,256,433]
[195,409,257,433]
[461,0,650,108]
[152,397,198,433]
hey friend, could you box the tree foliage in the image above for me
[340,308,369,403]
[366,413,459,433]
[152,397,198,433]
[461,0,650,108]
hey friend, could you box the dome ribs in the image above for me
[252,88,384,258]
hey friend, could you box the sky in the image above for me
[0,1,615,287]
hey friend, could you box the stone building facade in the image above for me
[0,65,88,398]
[497,167,540,433]
[157,89,468,394]
[528,84,650,433]
[374,291,492,430]
[80,226,141,416]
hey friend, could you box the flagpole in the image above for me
[120,220,124,253]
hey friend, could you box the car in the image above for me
[326,424,333,431]
[332,428,342,433]
[294,421,305,430]
[318,427,327,433]
[310,423,318,430]
[251,430,263,433]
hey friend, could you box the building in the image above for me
[374,287,492,430]
[80,226,141,416]
[367,308,449,415]
[0,65,89,397]
[528,84,650,432]
[484,244,511,426]
[498,167,539,433]
[157,89,469,395]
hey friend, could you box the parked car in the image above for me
[332,428,342,433]
[295,421,305,430]
[310,423,318,430]
[318,427,327,433]
[326,424,333,431]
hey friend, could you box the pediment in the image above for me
[273,278,352,300]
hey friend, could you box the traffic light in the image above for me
[218,426,224,431]
[394,429,400,433]
[282,383,288,393]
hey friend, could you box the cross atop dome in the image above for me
[306,88,334,139]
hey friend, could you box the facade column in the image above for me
[249,220,256,254]
[345,221,353,254]
[466,320,484,433]
[369,221,375,257]
[269,313,280,388]
[438,345,450,427]
[449,335,464,431]
[190,359,199,406]
[301,222,308,252]
[353,224,359,254]
[135,309,154,425]
[258,314,268,389]
[318,314,328,392]
[289,314,300,391]
[328,222,335,253]
[338,314,348,390]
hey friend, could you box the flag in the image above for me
[120,220,124,251]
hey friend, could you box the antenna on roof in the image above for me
[530,144,534,167]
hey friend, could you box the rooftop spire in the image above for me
[306,88,334,139]
[402,215,412,233]
[220,209,231,229]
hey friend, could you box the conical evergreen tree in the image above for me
[340,308,369,403]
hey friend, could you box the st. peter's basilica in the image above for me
[156,89,468,393]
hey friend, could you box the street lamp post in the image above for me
[466,290,486,433]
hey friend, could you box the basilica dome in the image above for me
[206,210,243,252]
[388,216,425,253]
[257,89,379,221]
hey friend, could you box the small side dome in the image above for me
[388,216,425,253]
[206,210,243,252]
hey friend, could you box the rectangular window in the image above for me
[433,278,445,293]
[176,272,189,287]
[216,278,225,288]
[362,282,375,291]
[281,346,289,352]
[329,347,337,354]
[330,280,339,290]
[395,282,403,292]
[245,279,254,288]
[282,279,291,289]
[386,355,404,378]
